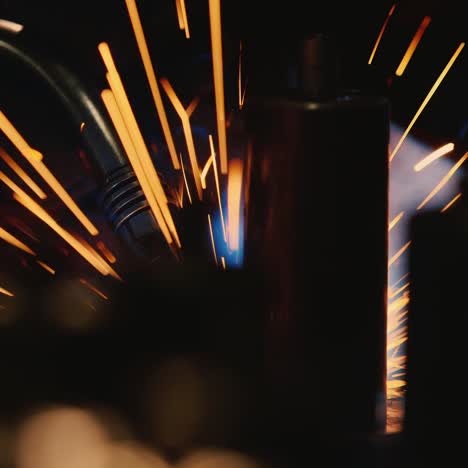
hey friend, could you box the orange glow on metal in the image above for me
[124,0,180,170]
[175,0,184,29]
[0,112,99,235]
[414,143,454,172]
[227,158,243,251]
[0,286,13,297]
[209,134,227,242]
[96,241,117,263]
[221,256,226,270]
[200,155,213,189]
[207,214,218,266]
[0,148,47,199]
[390,43,465,162]
[208,0,228,173]
[388,241,411,267]
[441,192,462,213]
[160,77,203,199]
[368,4,396,65]
[179,153,193,204]
[0,226,35,255]
[417,152,468,210]
[389,211,404,231]
[0,171,118,278]
[37,260,55,274]
[179,0,190,38]
[101,89,174,247]
[80,278,109,300]
[395,16,431,76]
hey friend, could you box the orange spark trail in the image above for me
[441,192,462,213]
[207,214,218,266]
[174,0,184,29]
[389,282,410,299]
[96,241,117,263]
[389,212,404,231]
[0,148,46,199]
[200,155,213,189]
[227,159,243,251]
[160,78,203,199]
[80,278,109,300]
[368,4,396,65]
[414,143,454,172]
[391,272,410,290]
[80,122,85,133]
[0,112,99,235]
[390,43,465,162]
[179,0,190,38]
[209,134,227,242]
[37,260,55,274]
[395,16,431,76]
[389,241,411,267]
[208,0,228,173]
[124,0,180,170]
[186,96,200,118]
[179,153,193,204]
[0,226,35,255]
[221,256,226,270]
[0,286,13,297]
[417,152,468,210]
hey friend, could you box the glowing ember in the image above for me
[36,260,55,274]
[414,143,454,172]
[368,3,396,65]
[0,286,14,297]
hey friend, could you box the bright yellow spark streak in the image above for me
[418,152,468,210]
[441,192,462,213]
[207,214,218,266]
[0,148,46,199]
[179,153,192,204]
[80,278,108,300]
[389,282,410,299]
[209,134,227,242]
[101,89,173,246]
[220,256,226,270]
[37,260,55,274]
[389,241,411,267]
[76,234,120,279]
[175,0,184,29]
[80,122,85,133]
[186,96,200,118]
[200,155,213,189]
[0,112,99,235]
[390,43,465,162]
[0,171,116,278]
[160,78,203,199]
[238,41,243,109]
[0,111,42,161]
[99,44,180,248]
[124,1,180,170]
[227,158,243,251]
[0,286,13,297]
[208,0,228,173]
[96,241,117,263]
[414,143,454,172]
[179,0,190,38]
[368,4,396,65]
[0,19,24,33]
[389,211,404,231]
[395,16,431,76]
[0,226,35,255]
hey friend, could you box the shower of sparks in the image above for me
[179,0,190,38]
[395,16,431,76]
[99,43,181,248]
[389,211,404,231]
[124,0,180,170]
[175,0,184,29]
[390,42,465,162]
[208,0,228,173]
[388,241,411,267]
[179,153,193,204]
[414,142,454,172]
[160,77,203,199]
[417,151,468,210]
[0,111,99,235]
[209,134,227,242]
[0,171,120,279]
[227,159,243,251]
[0,148,47,199]
[79,278,109,300]
[207,214,218,266]
[0,18,24,33]
[200,155,214,189]
[36,260,55,274]
[0,286,14,297]
[101,89,174,247]
[368,3,396,65]
[96,241,117,263]
[0,226,35,255]
[441,192,462,212]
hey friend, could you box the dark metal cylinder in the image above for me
[245,39,389,440]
